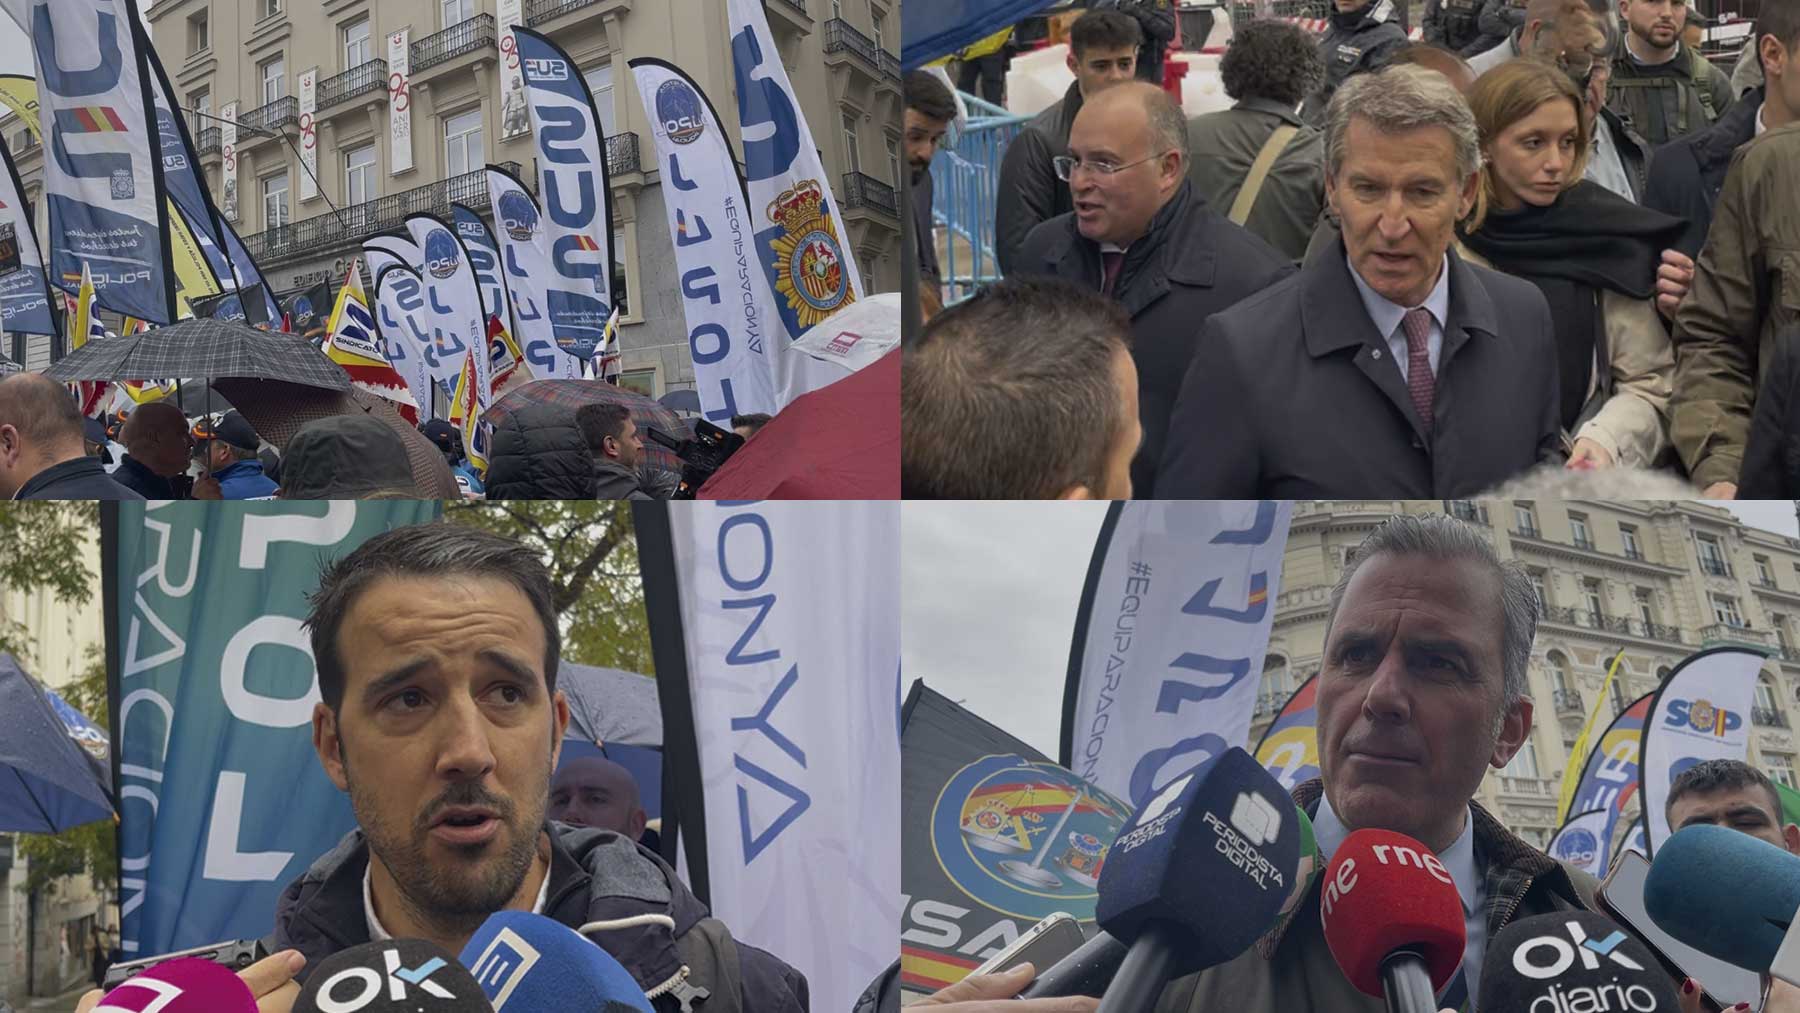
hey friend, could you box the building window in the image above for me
[1570,513,1592,549]
[612,227,629,317]
[187,10,209,54]
[262,171,290,229]
[1777,615,1791,651]
[1502,738,1539,779]
[442,0,473,27]
[263,0,282,18]
[1528,569,1548,612]
[344,144,377,206]
[1758,675,1781,715]
[1634,587,1655,627]
[1769,753,1797,790]
[872,4,887,51]
[1697,533,1729,576]
[1262,652,1289,700]
[260,56,286,105]
[1758,555,1775,586]
[344,18,372,68]
[1611,675,1628,714]
[885,133,901,187]
[1548,651,1571,695]
[1621,524,1641,559]
[583,65,617,138]
[618,367,657,397]
[841,113,861,173]
[1514,503,1538,536]
[1713,594,1745,627]
[443,109,484,178]
[1583,578,1604,617]
[189,89,211,136]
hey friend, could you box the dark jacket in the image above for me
[1607,43,1735,148]
[595,457,657,500]
[996,81,1083,275]
[1593,104,1652,204]
[213,459,278,500]
[1154,779,1601,1013]
[1155,239,1563,497]
[1644,88,1764,258]
[913,171,940,287]
[486,402,597,500]
[1301,4,1408,126]
[1423,0,1487,54]
[267,823,809,1013]
[15,456,144,500]
[110,455,178,499]
[1016,179,1294,494]
[1185,97,1325,263]
[1472,0,1526,52]
[1738,328,1800,497]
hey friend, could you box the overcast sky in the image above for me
[904,502,1799,758]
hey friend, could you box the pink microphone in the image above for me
[93,956,258,1012]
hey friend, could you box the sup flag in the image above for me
[405,212,491,401]
[1641,647,1765,855]
[0,133,56,336]
[728,0,862,339]
[484,165,581,381]
[372,264,438,423]
[1560,689,1654,874]
[1253,673,1320,793]
[513,28,615,361]
[31,0,178,325]
[322,261,418,424]
[449,204,523,377]
[1062,501,1292,809]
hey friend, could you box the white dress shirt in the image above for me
[1346,254,1451,385]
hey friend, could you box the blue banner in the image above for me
[513,27,614,360]
[405,212,490,398]
[111,502,442,958]
[485,165,582,380]
[143,47,231,292]
[0,134,56,335]
[901,0,1060,71]
[449,202,517,370]
[32,0,176,324]
[374,263,443,415]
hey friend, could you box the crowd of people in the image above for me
[902,0,1800,501]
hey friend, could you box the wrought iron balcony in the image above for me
[823,18,900,79]
[525,0,606,24]
[1643,621,1685,643]
[841,171,897,216]
[238,95,298,133]
[196,127,220,154]
[1701,621,1771,647]
[1700,557,1733,578]
[243,161,521,264]
[1553,688,1584,714]
[1447,501,1489,526]
[318,59,388,109]
[1539,605,1688,644]
[1756,577,1782,591]
[412,13,496,74]
[1754,706,1791,728]
[1514,523,1541,539]
[771,0,808,14]
[607,132,640,176]
[1623,547,1645,561]
[1572,536,1597,551]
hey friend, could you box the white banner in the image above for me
[1547,808,1609,879]
[630,59,778,424]
[485,166,581,381]
[668,502,901,1013]
[220,100,237,222]
[387,28,413,176]
[497,0,528,140]
[372,263,438,421]
[405,213,491,405]
[362,233,418,284]
[728,0,862,340]
[1066,501,1293,810]
[297,69,317,202]
[1641,647,1764,854]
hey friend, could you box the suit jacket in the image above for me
[1155,240,1564,497]
[1017,181,1294,493]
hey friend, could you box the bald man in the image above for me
[548,756,648,841]
[115,402,216,499]
[1014,80,1292,495]
[0,374,142,500]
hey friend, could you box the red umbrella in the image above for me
[698,349,898,500]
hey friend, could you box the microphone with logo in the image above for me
[89,956,259,1012]
[1089,747,1301,1013]
[293,939,493,1013]
[1318,828,1465,1013]
[458,911,654,1013]
[1479,911,1682,1013]
[1644,822,1800,987]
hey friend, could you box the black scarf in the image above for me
[1459,180,1685,430]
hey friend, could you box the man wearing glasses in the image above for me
[1012,80,1292,495]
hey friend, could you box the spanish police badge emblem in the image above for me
[766,178,855,329]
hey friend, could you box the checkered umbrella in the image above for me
[486,379,687,474]
[41,318,351,391]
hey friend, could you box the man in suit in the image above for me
[1156,64,1563,498]
[1015,80,1293,494]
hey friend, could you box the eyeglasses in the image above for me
[1052,151,1171,181]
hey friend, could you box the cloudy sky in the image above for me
[903,502,1799,758]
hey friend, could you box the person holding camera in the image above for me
[576,404,677,500]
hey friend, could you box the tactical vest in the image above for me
[1440,0,1482,51]
[1610,47,1721,139]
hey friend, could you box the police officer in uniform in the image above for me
[1607,0,1735,146]
[1302,0,1410,125]
[1470,0,1529,55]
[1423,0,1489,54]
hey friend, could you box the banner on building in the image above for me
[388,29,413,176]
[298,69,318,202]
[1252,672,1320,794]
[1562,689,1654,874]
[0,135,56,336]
[1641,646,1765,854]
[727,0,862,337]
[485,165,581,380]
[405,212,492,401]
[363,232,419,284]
[629,58,779,424]
[649,502,901,1013]
[220,101,238,222]
[373,263,438,421]
[107,501,442,956]
[513,28,615,361]
[497,0,529,140]
[1062,501,1292,809]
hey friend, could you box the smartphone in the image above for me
[101,938,268,993]
[969,912,1088,980]
[1597,850,1761,1011]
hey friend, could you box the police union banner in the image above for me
[108,501,441,957]
[1547,807,1610,879]
[31,0,177,323]
[373,263,439,419]
[0,135,56,336]
[630,58,779,423]
[514,28,615,361]
[485,165,581,381]
[1641,646,1764,854]
[406,212,491,399]
[1562,689,1653,872]
[654,502,900,1013]
[1253,673,1320,794]
[449,203,520,368]
[1063,501,1293,809]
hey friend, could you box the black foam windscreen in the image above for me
[294,938,494,1013]
[1480,910,1682,1013]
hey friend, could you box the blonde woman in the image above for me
[1459,58,1684,471]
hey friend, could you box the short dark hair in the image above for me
[575,403,633,453]
[905,70,957,124]
[0,373,84,448]
[1070,10,1143,60]
[304,523,561,717]
[731,413,773,434]
[1221,20,1325,105]
[902,277,1132,499]
[1665,758,1784,825]
[1756,1,1800,68]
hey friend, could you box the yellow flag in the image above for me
[1556,648,1626,825]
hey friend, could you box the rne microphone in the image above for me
[1480,911,1681,1013]
[91,956,258,1013]
[458,910,653,1013]
[1644,822,1800,987]
[1318,828,1465,1013]
[294,939,492,1013]
[1090,747,1301,1013]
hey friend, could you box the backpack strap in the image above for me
[1229,124,1302,227]
[1689,47,1720,121]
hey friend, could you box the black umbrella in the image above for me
[42,317,350,391]
[657,388,702,415]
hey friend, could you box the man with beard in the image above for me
[1607,0,1734,147]
[906,71,956,293]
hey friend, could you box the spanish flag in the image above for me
[450,351,488,475]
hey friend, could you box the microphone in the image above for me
[1644,822,1800,987]
[91,957,258,1012]
[1090,747,1302,1013]
[294,939,493,1013]
[1318,828,1465,1013]
[1480,911,1682,1013]
[458,910,653,1013]
[1018,931,1129,999]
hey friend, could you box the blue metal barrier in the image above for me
[928,90,1030,302]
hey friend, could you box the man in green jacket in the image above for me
[1607,0,1735,147]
